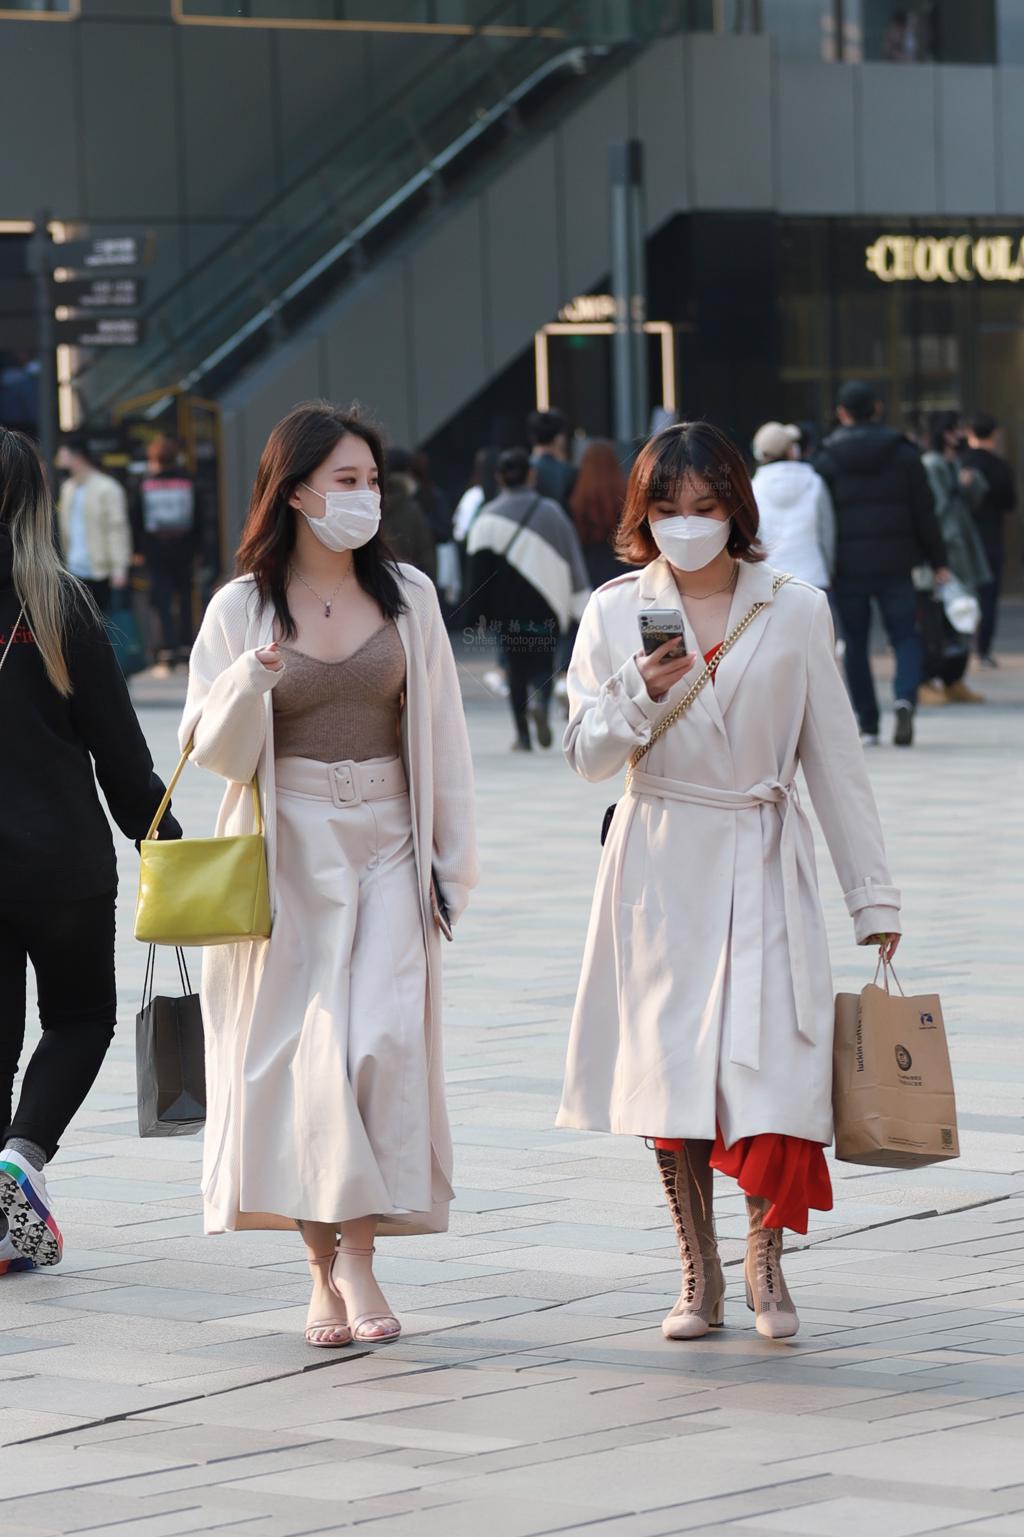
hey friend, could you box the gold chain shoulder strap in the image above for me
[625,573,792,789]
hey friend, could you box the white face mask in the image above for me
[649,513,732,572]
[299,485,381,551]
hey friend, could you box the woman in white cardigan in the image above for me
[180,402,477,1348]
[558,421,901,1343]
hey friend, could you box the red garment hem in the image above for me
[652,1130,833,1235]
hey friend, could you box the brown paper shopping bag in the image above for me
[833,963,959,1168]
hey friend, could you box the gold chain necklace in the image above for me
[290,564,354,619]
[676,563,739,601]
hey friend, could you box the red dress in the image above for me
[651,644,833,1235]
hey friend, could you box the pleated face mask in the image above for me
[300,486,382,551]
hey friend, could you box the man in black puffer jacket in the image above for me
[814,382,949,748]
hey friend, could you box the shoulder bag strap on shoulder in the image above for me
[0,602,27,674]
[625,573,792,787]
[502,496,543,563]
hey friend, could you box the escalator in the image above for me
[75,2,686,429]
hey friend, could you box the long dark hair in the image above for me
[616,420,765,566]
[235,400,407,638]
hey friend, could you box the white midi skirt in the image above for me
[225,755,432,1226]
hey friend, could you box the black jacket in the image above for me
[961,446,1017,544]
[814,424,946,583]
[0,527,180,900]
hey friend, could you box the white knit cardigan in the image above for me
[178,563,478,1234]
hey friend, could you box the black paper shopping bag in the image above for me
[136,946,205,1137]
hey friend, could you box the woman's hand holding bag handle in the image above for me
[134,737,272,947]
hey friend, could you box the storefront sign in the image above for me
[558,294,618,323]
[55,277,144,310]
[56,317,144,348]
[866,233,1024,284]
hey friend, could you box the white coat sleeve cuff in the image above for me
[614,652,664,730]
[846,879,902,945]
[854,906,903,944]
[844,880,901,917]
[238,650,285,693]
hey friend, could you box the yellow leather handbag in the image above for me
[134,739,272,946]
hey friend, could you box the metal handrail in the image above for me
[81,2,685,419]
[79,0,588,412]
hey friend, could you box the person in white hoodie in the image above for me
[751,423,835,591]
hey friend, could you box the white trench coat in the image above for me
[179,564,478,1235]
[557,557,901,1147]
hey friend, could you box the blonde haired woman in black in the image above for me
[0,428,179,1275]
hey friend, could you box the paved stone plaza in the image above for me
[2,625,1022,1537]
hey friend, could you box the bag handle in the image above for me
[144,735,262,841]
[140,940,192,1014]
[625,573,792,790]
[872,955,906,996]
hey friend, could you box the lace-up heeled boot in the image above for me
[655,1142,726,1340]
[744,1195,799,1340]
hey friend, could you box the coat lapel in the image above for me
[638,556,726,738]
[712,561,779,720]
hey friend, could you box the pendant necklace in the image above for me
[291,564,353,619]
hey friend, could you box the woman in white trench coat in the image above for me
[558,422,902,1343]
[181,403,477,1348]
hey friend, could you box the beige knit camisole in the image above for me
[273,620,405,763]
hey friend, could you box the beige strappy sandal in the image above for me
[305,1251,353,1348]
[330,1244,402,1343]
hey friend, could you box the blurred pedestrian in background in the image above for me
[568,439,630,589]
[412,450,459,611]
[382,448,437,582]
[751,421,835,591]
[815,381,948,748]
[466,446,589,752]
[54,437,132,615]
[919,411,991,705]
[0,351,38,438]
[0,429,180,1277]
[452,447,499,544]
[528,408,577,510]
[962,412,1017,668]
[132,435,200,675]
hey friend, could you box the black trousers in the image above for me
[506,642,556,744]
[148,541,195,658]
[0,891,117,1161]
[977,536,1004,658]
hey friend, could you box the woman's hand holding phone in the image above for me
[636,639,698,701]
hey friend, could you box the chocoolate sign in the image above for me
[866,233,1024,283]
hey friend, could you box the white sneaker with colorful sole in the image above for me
[0,1149,62,1267]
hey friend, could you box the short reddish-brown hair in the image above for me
[615,420,765,566]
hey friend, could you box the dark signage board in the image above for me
[56,316,144,348]
[54,235,151,272]
[55,276,144,310]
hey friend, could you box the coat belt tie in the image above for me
[626,771,818,1071]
